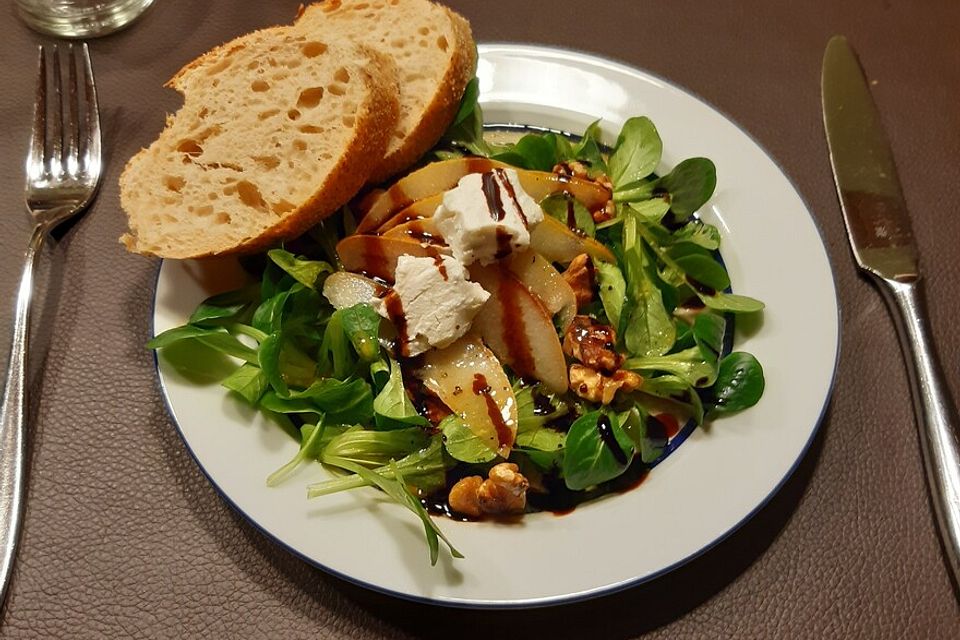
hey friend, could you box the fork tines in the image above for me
[28,43,101,183]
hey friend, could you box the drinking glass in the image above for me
[16,0,155,38]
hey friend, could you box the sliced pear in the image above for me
[530,216,616,265]
[517,171,610,212]
[469,264,568,394]
[336,235,450,282]
[416,335,518,457]
[506,250,577,331]
[357,158,612,234]
[382,217,444,244]
[356,158,511,233]
[322,271,388,309]
[377,194,443,233]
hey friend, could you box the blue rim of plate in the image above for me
[150,42,842,609]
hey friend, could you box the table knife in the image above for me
[822,35,960,589]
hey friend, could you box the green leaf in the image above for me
[222,364,268,404]
[635,374,704,427]
[617,407,665,464]
[440,77,492,157]
[613,179,656,203]
[595,261,626,330]
[562,411,634,491]
[319,456,462,565]
[338,303,381,362]
[188,284,258,326]
[540,192,596,237]
[707,352,765,416]
[627,198,671,221]
[312,436,449,496]
[572,119,608,176]
[252,289,293,335]
[147,324,214,350]
[373,359,429,429]
[657,157,716,220]
[701,291,765,313]
[440,415,497,463]
[196,332,259,364]
[287,378,374,424]
[266,417,327,487]
[322,426,432,468]
[318,311,353,379]
[672,220,721,250]
[624,346,718,387]
[492,133,558,171]
[622,241,675,357]
[692,312,726,361]
[668,245,731,292]
[608,116,662,188]
[258,332,288,395]
[267,249,333,290]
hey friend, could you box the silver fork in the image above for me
[0,43,102,605]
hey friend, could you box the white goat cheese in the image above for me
[376,254,490,357]
[433,168,544,265]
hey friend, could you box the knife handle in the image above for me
[877,275,960,587]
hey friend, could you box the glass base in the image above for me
[16,0,155,38]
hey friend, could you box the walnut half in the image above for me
[448,463,529,517]
[569,364,643,405]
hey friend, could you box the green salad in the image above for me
[150,79,765,565]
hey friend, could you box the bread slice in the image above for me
[295,0,476,183]
[119,29,400,258]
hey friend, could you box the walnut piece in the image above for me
[562,315,623,373]
[569,364,643,405]
[448,463,529,517]
[562,253,596,309]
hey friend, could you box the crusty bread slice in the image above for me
[295,0,476,183]
[120,29,400,258]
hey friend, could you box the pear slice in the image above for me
[416,335,517,457]
[357,158,612,234]
[506,250,577,332]
[356,158,510,233]
[336,235,450,282]
[469,264,568,394]
[530,216,616,264]
[377,194,443,233]
[382,217,444,244]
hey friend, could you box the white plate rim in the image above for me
[151,43,841,609]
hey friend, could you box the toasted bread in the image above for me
[120,30,400,258]
[296,0,476,183]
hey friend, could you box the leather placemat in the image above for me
[0,0,957,636]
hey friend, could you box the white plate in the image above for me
[153,44,839,608]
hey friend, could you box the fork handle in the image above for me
[877,275,960,588]
[0,224,46,606]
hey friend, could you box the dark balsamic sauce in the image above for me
[431,253,449,280]
[686,275,717,297]
[496,268,536,379]
[402,220,439,244]
[481,171,508,221]
[597,414,629,465]
[472,373,513,449]
[494,227,513,260]
[498,169,529,227]
[357,235,391,282]
[382,291,409,356]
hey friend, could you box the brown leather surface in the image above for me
[0,0,958,636]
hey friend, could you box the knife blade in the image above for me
[822,35,960,593]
